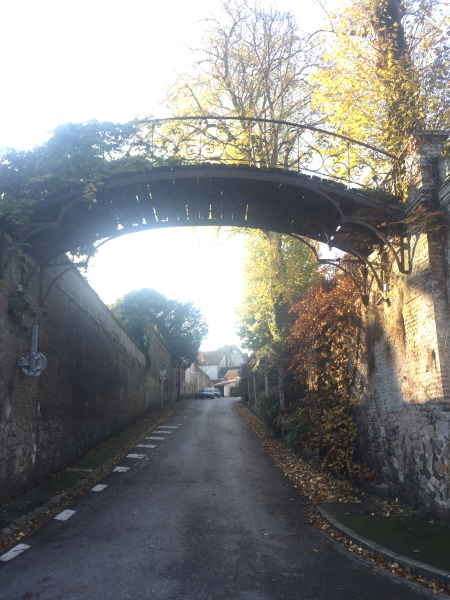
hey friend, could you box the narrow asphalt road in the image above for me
[0,398,444,600]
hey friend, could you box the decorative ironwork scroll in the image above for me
[143,116,398,192]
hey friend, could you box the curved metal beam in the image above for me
[149,116,397,159]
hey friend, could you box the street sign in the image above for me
[159,370,167,377]
[18,325,47,377]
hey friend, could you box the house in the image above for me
[177,360,210,400]
[198,345,247,383]
[213,368,240,397]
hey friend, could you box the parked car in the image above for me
[199,387,221,399]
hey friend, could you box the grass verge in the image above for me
[0,405,179,554]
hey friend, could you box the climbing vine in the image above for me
[0,119,153,226]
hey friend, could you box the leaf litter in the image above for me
[236,403,449,596]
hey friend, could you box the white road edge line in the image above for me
[91,484,108,492]
[0,544,31,562]
[54,510,76,521]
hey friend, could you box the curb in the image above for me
[317,505,450,586]
[1,456,121,541]
[0,406,178,544]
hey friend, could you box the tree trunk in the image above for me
[278,365,285,409]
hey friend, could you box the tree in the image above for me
[287,264,363,474]
[163,0,322,405]
[110,288,209,369]
[164,0,322,168]
[311,0,450,155]
[0,120,152,226]
[236,232,318,407]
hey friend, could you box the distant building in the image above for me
[213,368,240,397]
[178,360,210,399]
[198,344,247,383]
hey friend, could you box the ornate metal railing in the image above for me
[141,116,398,191]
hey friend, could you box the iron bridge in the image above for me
[8,117,408,291]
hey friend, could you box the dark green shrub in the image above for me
[278,406,309,447]
[257,389,280,432]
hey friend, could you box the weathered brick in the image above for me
[0,242,176,505]
[357,133,450,523]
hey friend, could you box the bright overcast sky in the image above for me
[1,0,324,351]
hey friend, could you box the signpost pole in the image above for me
[159,370,167,408]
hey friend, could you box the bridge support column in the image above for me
[358,131,450,521]
[403,131,450,401]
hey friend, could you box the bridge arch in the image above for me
[4,117,406,295]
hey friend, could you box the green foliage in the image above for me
[110,288,208,369]
[237,232,317,355]
[276,406,310,447]
[312,0,450,155]
[257,389,280,432]
[7,294,29,324]
[0,119,152,226]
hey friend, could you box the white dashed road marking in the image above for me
[126,454,146,459]
[113,466,129,472]
[158,426,178,429]
[0,544,31,562]
[54,510,76,521]
[137,444,156,449]
[146,437,166,440]
[91,484,108,492]
[154,431,172,434]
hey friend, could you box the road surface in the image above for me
[0,398,443,599]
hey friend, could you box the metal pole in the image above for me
[159,370,167,408]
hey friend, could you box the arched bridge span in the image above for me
[22,164,402,266]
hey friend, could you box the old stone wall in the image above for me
[0,243,175,504]
[357,134,450,522]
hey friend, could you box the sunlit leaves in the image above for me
[311,0,450,155]
[236,231,317,356]
[164,0,323,167]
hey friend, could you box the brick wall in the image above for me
[0,243,175,504]
[357,133,450,522]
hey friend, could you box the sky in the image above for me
[1,0,324,350]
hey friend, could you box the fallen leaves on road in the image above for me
[236,403,360,504]
[236,403,450,596]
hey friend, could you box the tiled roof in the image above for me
[198,350,224,366]
[224,369,239,381]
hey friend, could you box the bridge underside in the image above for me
[18,165,402,261]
